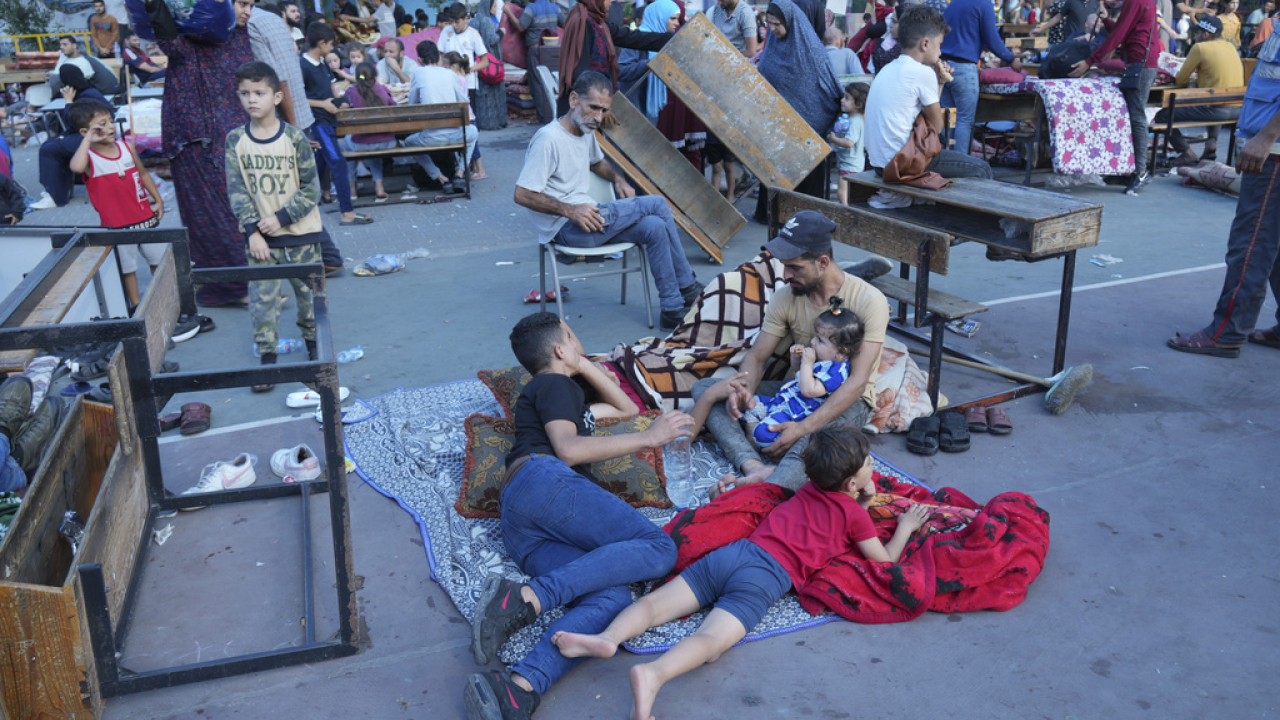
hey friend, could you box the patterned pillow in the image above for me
[455,411,673,519]
[477,367,531,418]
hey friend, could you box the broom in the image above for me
[906,348,1093,415]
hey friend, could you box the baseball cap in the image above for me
[1196,15,1223,35]
[764,210,837,260]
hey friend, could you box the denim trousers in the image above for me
[1204,153,1280,346]
[500,455,677,694]
[554,195,696,311]
[925,148,994,179]
[403,125,477,179]
[309,123,353,213]
[0,435,24,493]
[690,378,874,491]
[1120,68,1158,175]
[38,134,84,205]
[1151,105,1240,154]
[341,137,395,182]
[941,60,980,158]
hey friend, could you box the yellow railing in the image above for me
[1,32,91,54]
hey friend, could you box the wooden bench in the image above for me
[841,173,1102,401]
[770,189,987,408]
[334,102,472,205]
[1150,86,1247,166]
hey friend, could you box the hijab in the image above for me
[759,0,841,135]
[560,0,618,97]
[640,0,679,114]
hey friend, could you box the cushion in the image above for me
[455,411,673,518]
[978,67,1028,85]
[477,366,531,418]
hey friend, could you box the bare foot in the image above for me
[708,462,775,500]
[630,663,662,720]
[551,630,618,659]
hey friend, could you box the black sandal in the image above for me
[937,412,971,453]
[906,416,940,456]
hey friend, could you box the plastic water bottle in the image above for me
[833,113,850,138]
[277,338,303,354]
[664,437,694,508]
[336,345,364,364]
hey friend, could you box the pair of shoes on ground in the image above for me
[179,444,321,507]
[965,405,1013,435]
[659,280,707,331]
[1167,327,1280,358]
[463,574,541,719]
[61,380,112,403]
[159,401,211,435]
[907,412,969,455]
[441,177,467,194]
[521,286,569,304]
[0,376,66,481]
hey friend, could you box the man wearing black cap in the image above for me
[691,210,889,496]
[1157,15,1243,166]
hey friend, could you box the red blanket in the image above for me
[660,474,1050,624]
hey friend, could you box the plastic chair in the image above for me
[538,175,655,328]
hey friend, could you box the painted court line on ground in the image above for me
[980,263,1227,307]
[158,412,312,444]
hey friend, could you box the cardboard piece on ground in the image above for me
[598,92,743,263]
[647,13,829,190]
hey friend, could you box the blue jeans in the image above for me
[403,125,477,180]
[1203,153,1280,346]
[38,134,83,205]
[309,123,353,213]
[341,137,395,182]
[500,455,676,695]
[1120,68,1158,175]
[691,378,874,492]
[941,61,979,159]
[555,195,697,312]
[925,148,994,180]
[0,435,25,492]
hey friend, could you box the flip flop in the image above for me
[60,380,94,396]
[85,383,112,403]
[965,405,988,432]
[1247,328,1280,350]
[159,412,182,432]
[286,387,351,408]
[906,416,940,456]
[986,407,1013,435]
[339,214,374,226]
[522,289,542,303]
[938,411,971,453]
[179,402,211,435]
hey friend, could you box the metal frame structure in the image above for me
[0,227,358,698]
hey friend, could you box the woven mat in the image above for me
[344,381,928,660]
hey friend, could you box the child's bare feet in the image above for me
[708,461,775,500]
[551,630,619,659]
[629,663,662,720]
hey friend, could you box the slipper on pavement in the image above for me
[1248,328,1280,350]
[286,387,351,408]
[938,412,970,452]
[522,289,542,304]
[965,405,988,432]
[906,416,940,456]
[339,214,374,226]
[986,407,1013,435]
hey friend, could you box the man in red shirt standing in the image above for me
[1070,0,1160,195]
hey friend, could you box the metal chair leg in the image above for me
[551,247,565,319]
[539,243,548,312]
[638,247,654,328]
[620,245,629,306]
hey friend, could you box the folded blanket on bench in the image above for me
[660,475,1050,624]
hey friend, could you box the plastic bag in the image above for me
[126,0,237,44]
[353,254,406,276]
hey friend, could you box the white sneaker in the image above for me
[285,386,350,408]
[271,444,321,481]
[29,192,57,210]
[183,453,257,496]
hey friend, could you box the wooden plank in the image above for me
[136,246,179,376]
[0,246,111,373]
[599,92,744,259]
[342,144,463,158]
[0,582,91,720]
[647,13,828,190]
[845,172,1100,223]
[335,118,467,136]
[598,136,725,263]
[871,274,988,319]
[76,427,145,632]
[773,189,952,274]
[335,102,467,122]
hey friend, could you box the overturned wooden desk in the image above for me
[844,173,1102,405]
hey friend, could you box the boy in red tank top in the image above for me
[68,97,165,308]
